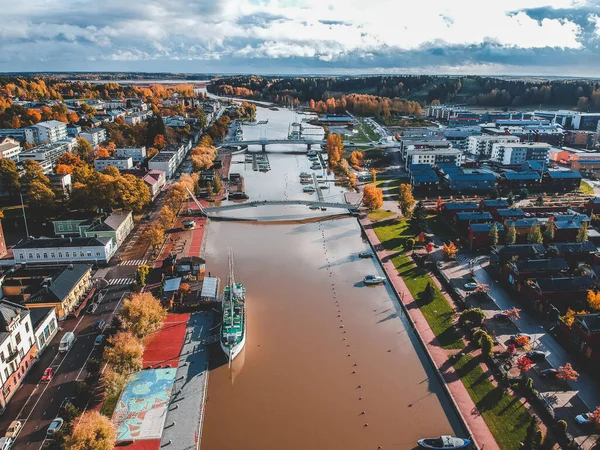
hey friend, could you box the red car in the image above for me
[41,367,54,382]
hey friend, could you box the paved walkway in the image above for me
[359,215,499,450]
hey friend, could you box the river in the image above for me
[200,106,465,450]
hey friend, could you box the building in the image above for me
[12,237,116,265]
[547,241,597,268]
[84,211,134,249]
[466,135,520,158]
[116,146,146,163]
[18,141,71,166]
[0,300,37,412]
[491,142,551,165]
[490,244,546,269]
[30,307,58,356]
[468,223,502,249]
[143,170,167,200]
[409,164,439,193]
[403,147,464,169]
[542,170,582,192]
[453,212,493,235]
[52,211,98,236]
[504,258,570,292]
[561,313,600,365]
[479,199,510,215]
[498,171,542,191]
[503,218,541,240]
[80,128,107,147]
[48,173,72,197]
[25,264,93,319]
[526,276,595,314]
[148,152,179,178]
[442,168,496,192]
[0,137,21,161]
[30,120,68,144]
[0,128,36,145]
[94,156,133,172]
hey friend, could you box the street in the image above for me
[0,287,126,450]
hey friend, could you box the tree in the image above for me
[153,134,167,150]
[101,367,128,399]
[326,134,343,168]
[506,223,517,244]
[76,137,93,161]
[588,290,600,311]
[535,196,544,207]
[157,206,176,230]
[442,242,458,260]
[144,227,164,250]
[212,173,223,196]
[543,221,554,243]
[370,168,377,184]
[589,406,600,427]
[527,224,543,244]
[135,264,151,286]
[458,307,486,328]
[22,159,50,187]
[514,335,531,347]
[410,201,427,233]
[64,411,116,450]
[505,307,521,320]
[507,192,514,206]
[363,184,384,211]
[522,417,539,450]
[557,362,579,381]
[119,292,167,339]
[0,158,20,195]
[577,221,588,242]
[479,331,494,358]
[562,307,590,327]
[103,331,143,374]
[27,180,56,214]
[489,223,498,246]
[147,147,159,159]
[517,355,533,373]
[422,281,436,302]
[348,151,364,169]
[398,183,415,218]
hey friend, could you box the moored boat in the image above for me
[303,186,316,193]
[417,436,471,449]
[363,274,386,285]
[221,250,247,365]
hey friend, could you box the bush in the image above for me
[87,357,101,374]
[405,238,415,250]
[458,307,486,328]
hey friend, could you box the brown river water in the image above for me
[200,107,464,450]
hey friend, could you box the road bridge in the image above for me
[220,138,375,152]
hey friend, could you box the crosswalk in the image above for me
[456,254,487,268]
[119,259,149,266]
[107,277,134,286]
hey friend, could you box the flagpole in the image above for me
[20,193,29,238]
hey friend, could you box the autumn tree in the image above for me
[557,362,579,381]
[370,168,377,184]
[103,331,143,374]
[489,223,498,246]
[517,355,533,373]
[506,223,517,245]
[590,406,600,427]
[119,292,167,339]
[157,206,176,230]
[144,227,164,251]
[513,335,531,347]
[587,291,600,311]
[0,158,20,195]
[134,264,151,286]
[442,242,458,260]
[577,222,589,242]
[101,367,128,400]
[27,180,56,216]
[398,183,415,218]
[505,307,521,320]
[543,221,554,243]
[147,147,159,159]
[363,184,384,211]
[527,224,543,244]
[76,137,93,161]
[65,411,116,450]
[562,308,589,327]
[326,133,344,168]
[348,151,364,169]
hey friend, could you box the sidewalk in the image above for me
[359,215,499,450]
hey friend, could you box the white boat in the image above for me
[303,186,316,193]
[299,172,311,177]
[363,274,386,285]
[417,436,471,449]
[221,250,247,365]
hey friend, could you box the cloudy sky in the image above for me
[2,0,600,75]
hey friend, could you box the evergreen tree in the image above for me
[507,192,514,206]
[577,221,588,242]
[506,223,517,244]
[410,201,427,233]
[489,223,498,246]
[527,224,543,244]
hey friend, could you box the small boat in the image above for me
[358,251,373,258]
[363,274,386,285]
[303,186,316,193]
[309,205,319,210]
[319,184,329,190]
[299,172,311,178]
[311,164,322,170]
[417,436,472,449]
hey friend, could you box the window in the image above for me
[58,224,64,231]
[15,333,21,345]
[43,253,48,259]
[36,253,40,259]
[51,253,55,258]
[96,252,101,257]
[58,252,62,258]
[28,253,33,259]
[3,368,8,380]
[87,252,92,257]
[18,349,24,359]
[65,252,69,258]
[3,385,10,398]
[80,252,84,257]
[25,322,29,333]
[18,254,23,260]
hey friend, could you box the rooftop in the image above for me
[442,201,480,211]
[481,199,509,208]
[546,170,582,179]
[497,208,525,217]
[33,120,67,129]
[455,212,493,221]
[532,275,595,292]
[548,241,597,254]
[510,257,569,274]
[27,264,92,304]
[502,171,542,181]
[14,236,111,250]
[469,223,498,232]
[574,314,600,333]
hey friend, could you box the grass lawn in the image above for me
[372,218,463,349]
[368,209,395,221]
[453,353,530,449]
[580,180,594,195]
[100,389,122,417]
[358,118,380,141]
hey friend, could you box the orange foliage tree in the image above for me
[363,184,384,211]
[65,411,116,450]
[326,134,344,168]
[513,335,531,347]
[562,308,589,327]
[153,134,167,150]
[587,291,600,311]
[348,151,364,169]
[442,242,458,260]
[516,355,532,372]
[557,363,579,381]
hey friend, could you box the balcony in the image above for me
[5,349,19,363]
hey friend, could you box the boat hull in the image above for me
[221,309,247,362]
[417,438,471,449]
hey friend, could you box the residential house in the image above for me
[504,258,569,292]
[498,171,542,191]
[148,151,179,178]
[496,208,526,222]
[561,313,600,365]
[552,217,588,242]
[479,199,509,216]
[542,170,582,192]
[80,128,107,147]
[525,276,595,314]
[29,307,58,354]
[84,211,134,249]
[409,164,439,193]
[490,142,551,165]
[52,211,98,236]
[547,241,597,268]
[12,237,116,265]
[503,218,541,240]
[0,137,21,161]
[466,135,520,158]
[586,198,600,215]
[143,170,166,200]
[94,156,133,172]
[0,301,37,412]
[18,141,71,166]
[48,173,72,198]
[440,201,480,221]
[442,168,496,192]
[468,223,503,249]
[0,128,36,145]
[490,244,547,270]
[453,212,493,235]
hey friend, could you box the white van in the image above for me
[59,332,75,353]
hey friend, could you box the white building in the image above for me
[18,141,71,166]
[490,142,551,165]
[104,100,126,110]
[0,300,36,411]
[147,143,189,178]
[0,128,37,145]
[0,137,21,161]
[143,170,166,200]
[116,146,146,163]
[30,120,68,144]
[80,128,107,147]
[466,135,521,157]
[12,236,116,265]
[94,156,133,172]
[30,308,58,355]
[404,147,465,169]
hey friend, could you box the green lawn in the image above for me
[453,353,530,449]
[372,218,463,349]
[580,180,594,195]
[100,389,122,417]
[358,118,380,141]
[368,209,395,222]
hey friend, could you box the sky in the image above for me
[2,0,600,76]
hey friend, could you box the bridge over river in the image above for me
[220,138,374,151]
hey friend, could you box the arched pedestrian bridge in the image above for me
[198,199,361,218]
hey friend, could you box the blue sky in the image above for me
[2,0,600,75]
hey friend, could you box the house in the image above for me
[116,147,146,164]
[547,241,597,268]
[84,211,134,249]
[496,208,526,221]
[409,164,439,193]
[148,151,179,178]
[552,218,586,242]
[542,170,582,192]
[468,223,503,249]
[525,276,595,314]
[479,199,509,216]
[66,124,81,137]
[24,264,93,319]
[143,170,166,200]
[561,313,600,365]
[94,156,133,172]
[453,212,493,235]
[498,171,542,191]
[440,201,480,221]
[490,244,546,269]
[0,300,37,412]
[586,198,600,215]
[0,137,21,161]
[79,128,107,147]
[504,258,569,291]
[12,237,116,265]
[174,256,206,279]
[30,120,68,144]
[503,218,541,239]
[52,211,98,236]
[29,307,58,354]
[442,168,496,192]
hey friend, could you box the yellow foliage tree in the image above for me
[348,151,364,169]
[587,290,600,311]
[442,242,458,260]
[103,331,144,374]
[65,411,116,450]
[562,308,590,327]
[120,292,167,339]
[363,184,384,210]
[399,183,416,218]
[326,133,344,168]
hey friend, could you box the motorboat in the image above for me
[363,274,386,285]
[358,251,373,258]
[303,186,316,193]
[311,164,322,170]
[417,436,471,449]
[300,172,311,177]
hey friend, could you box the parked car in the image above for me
[87,303,98,314]
[358,251,373,259]
[41,368,54,382]
[95,320,105,331]
[540,368,559,378]
[575,413,592,425]
[46,418,64,437]
[463,282,479,291]
[492,312,511,321]
[4,420,22,439]
[94,335,105,346]
[0,437,13,450]
[526,351,546,361]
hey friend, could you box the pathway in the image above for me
[359,215,499,450]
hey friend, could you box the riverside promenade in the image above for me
[359,215,499,450]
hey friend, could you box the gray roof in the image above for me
[27,264,91,304]
[14,236,111,250]
[103,212,131,231]
[0,300,29,338]
[29,307,54,330]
